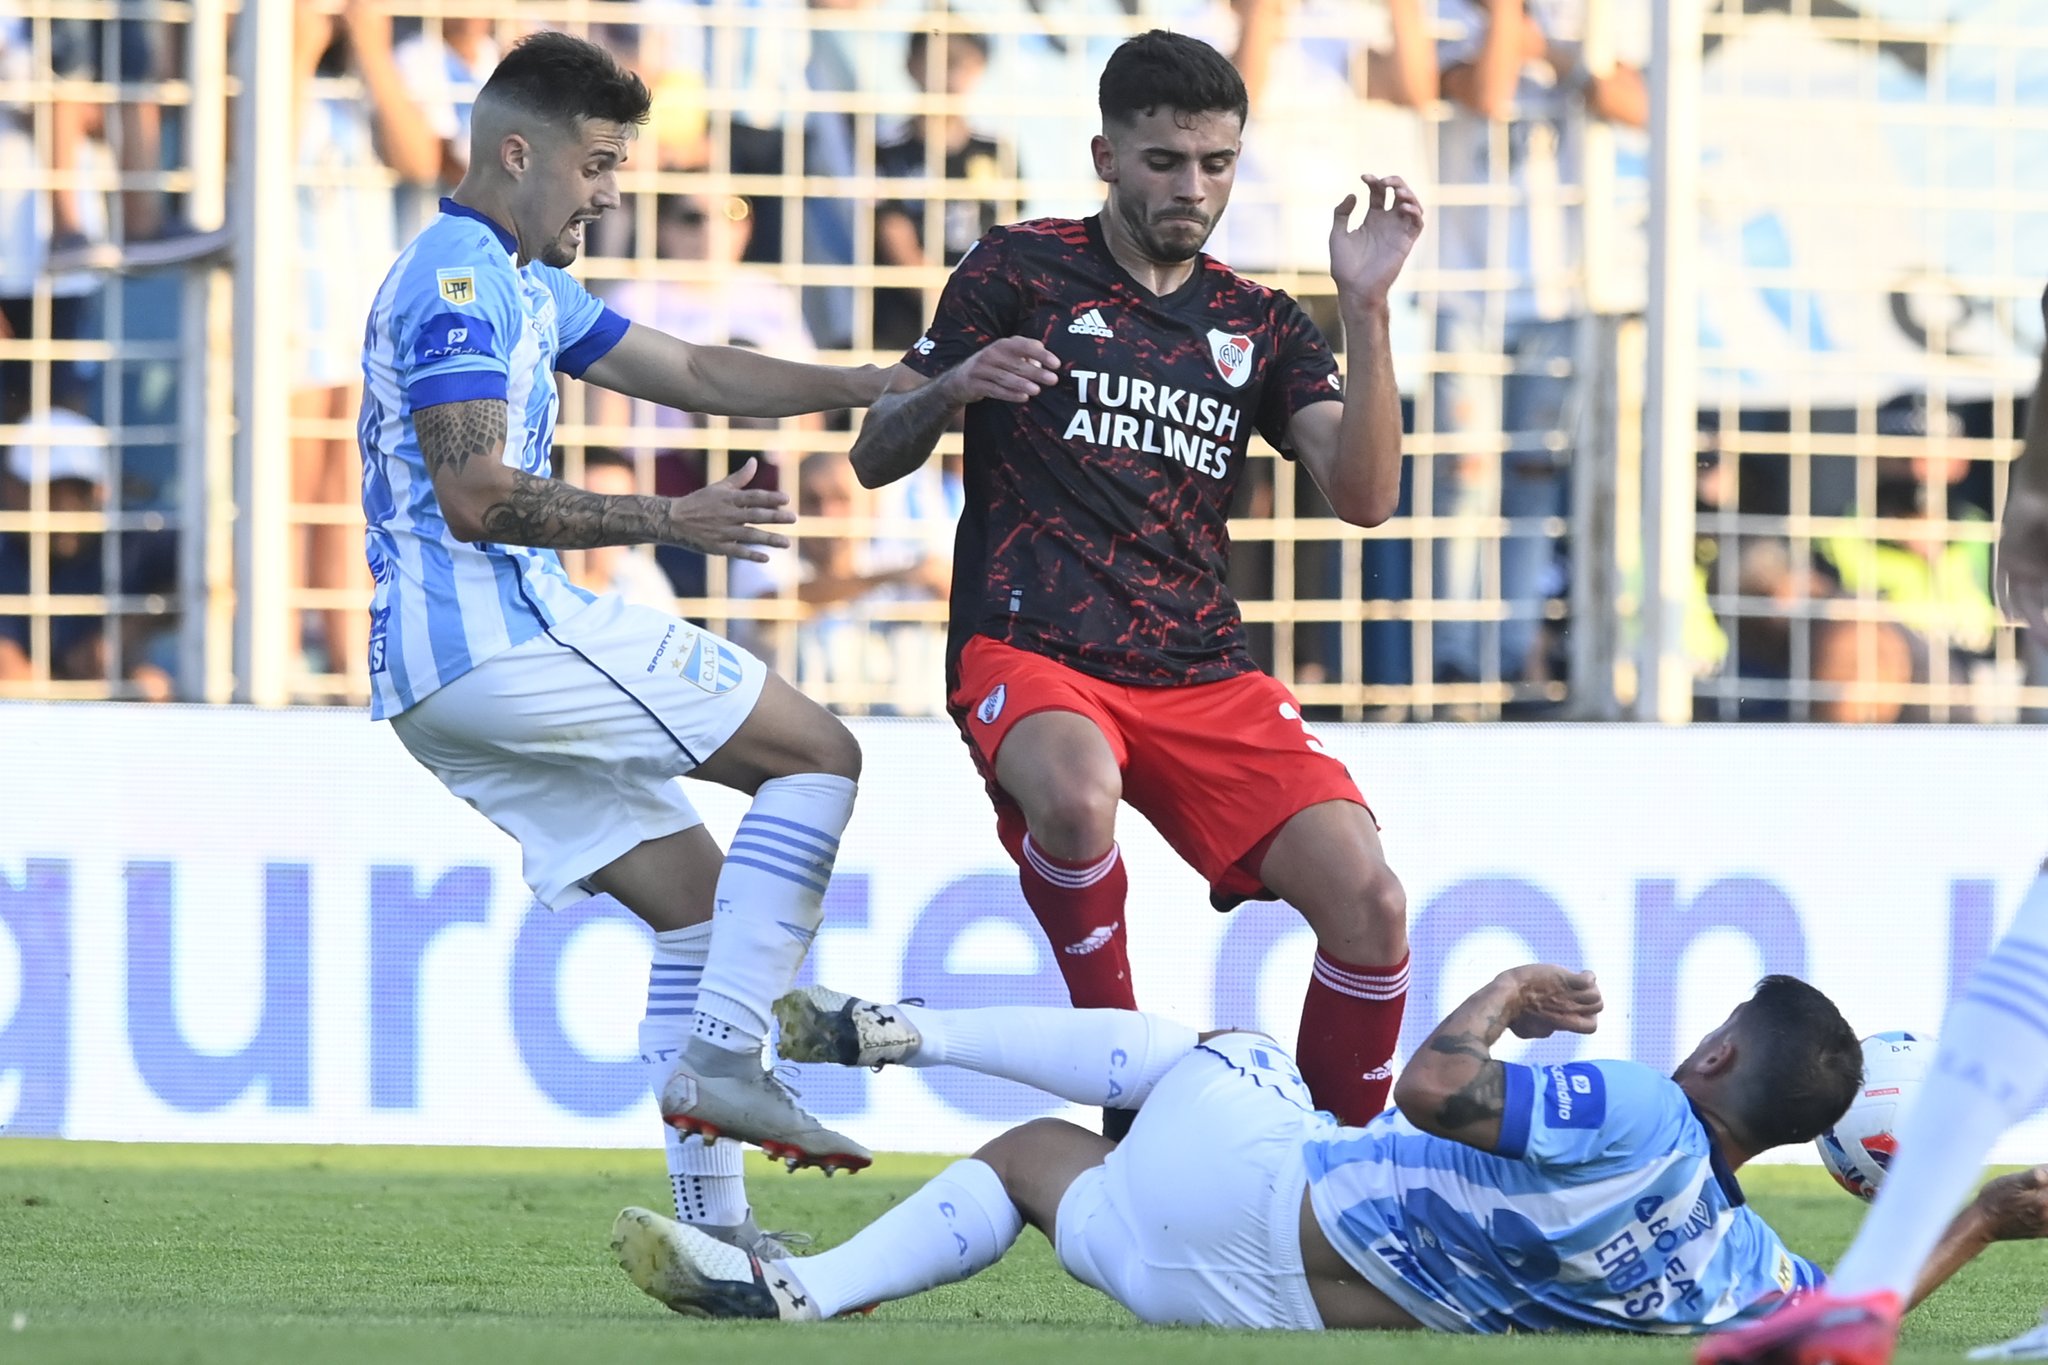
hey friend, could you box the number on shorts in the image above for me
[1278,702,1327,754]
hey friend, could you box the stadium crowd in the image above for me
[0,1,2034,719]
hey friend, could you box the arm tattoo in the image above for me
[1437,1060,1508,1131]
[1424,1009,1510,1130]
[414,399,509,478]
[477,470,675,550]
[851,381,961,487]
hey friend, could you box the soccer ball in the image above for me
[1815,1030,1934,1201]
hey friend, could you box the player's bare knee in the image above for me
[1359,865,1407,930]
[973,1117,1066,1189]
[801,712,862,782]
[1027,782,1119,860]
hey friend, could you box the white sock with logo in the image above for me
[1830,871,2048,1301]
[690,772,857,1052]
[640,924,749,1227]
[895,1004,1198,1109]
[775,1158,1022,1318]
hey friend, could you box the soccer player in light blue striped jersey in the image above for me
[612,970,2048,1333]
[357,32,892,1260]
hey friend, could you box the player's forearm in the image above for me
[683,347,890,419]
[1392,972,1519,1141]
[467,468,679,550]
[849,382,961,489]
[1906,1203,1994,1311]
[1325,301,1405,527]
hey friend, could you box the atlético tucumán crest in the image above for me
[1206,329,1255,388]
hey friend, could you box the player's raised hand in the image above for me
[1503,965,1604,1039]
[938,336,1061,407]
[667,457,796,562]
[1329,174,1425,306]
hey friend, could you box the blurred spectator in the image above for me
[871,29,1017,351]
[1205,0,1435,272]
[603,192,815,361]
[733,450,953,711]
[1810,396,1998,722]
[0,408,175,698]
[393,17,502,238]
[591,193,818,565]
[562,448,682,613]
[1432,0,1648,695]
[0,16,105,420]
[293,1,440,699]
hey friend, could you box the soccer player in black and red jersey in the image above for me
[848,30,1424,1129]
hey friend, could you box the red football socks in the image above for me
[1019,834,1137,1011]
[1297,949,1410,1125]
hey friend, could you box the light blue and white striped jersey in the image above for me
[357,199,630,719]
[1305,1060,1824,1335]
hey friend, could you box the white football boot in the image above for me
[659,1038,872,1174]
[612,1206,821,1321]
[772,986,923,1069]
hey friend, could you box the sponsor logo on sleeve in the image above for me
[1539,1062,1607,1129]
[414,312,497,364]
[436,268,478,306]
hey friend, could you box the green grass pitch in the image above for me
[3,1141,2044,1364]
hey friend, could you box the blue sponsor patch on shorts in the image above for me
[415,311,496,364]
[1539,1062,1606,1130]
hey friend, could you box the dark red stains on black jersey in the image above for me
[903,215,1343,688]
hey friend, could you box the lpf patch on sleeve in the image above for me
[1538,1062,1607,1129]
[437,268,478,306]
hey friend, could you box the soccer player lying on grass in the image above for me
[612,967,2048,1332]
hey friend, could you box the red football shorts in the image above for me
[948,636,1373,907]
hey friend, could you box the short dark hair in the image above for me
[907,29,991,68]
[1728,975,1864,1151]
[1098,30,1247,131]
[477,30,651,132]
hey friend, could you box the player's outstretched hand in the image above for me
[668,457,796,562]
[1972,1164,2048,1242]
[1503,965,1604,1039]
[938,336,1060,407]
[1329,174,1425,306]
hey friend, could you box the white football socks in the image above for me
[896,1004,1200,1109]
[1831,871,2048,1300]
[779,1158,1023,1318]
[639,923,748,1227]
[691,773,857,1053]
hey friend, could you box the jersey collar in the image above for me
[1085,213,1212,312]
[1689,1099,1748,1206]
[440,197,518,256]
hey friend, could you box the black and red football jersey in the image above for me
[901,215,1343,689]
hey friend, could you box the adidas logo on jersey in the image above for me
[1067,308,1115,339]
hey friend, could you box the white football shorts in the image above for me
[1053,1030,1326,1330]
[389,593,768,909]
